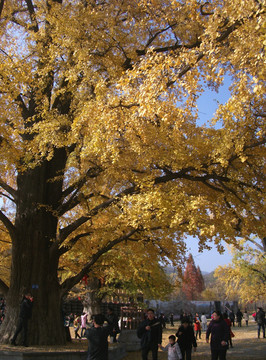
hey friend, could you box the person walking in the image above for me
[74,314,81,339]
[194,313,201,340]
[223,313,234,348]
[206,311,230,360]
[137,308,162,360]
[86,313,112,360]
[255,307,265,339]
[236,309,243,327]
[81,312,88,338]
[159,334,182,360]
[11,293,33,347]
[201,313,207,331]
[229,311,235,327]
[170,313,174,327]
[176,317,197,360]
[105,306,120,343]
[243,310,249,327]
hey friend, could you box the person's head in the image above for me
[169,335,176,344]
[212,310,222,321]
[147,309,155,320]
[107,306,113,314]
[181,317,189,328]
[93,314,105,327]
[223,312,228,319]
[24,292,33,301]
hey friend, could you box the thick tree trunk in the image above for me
[0,149,68,345]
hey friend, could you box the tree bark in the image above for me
[0,149,68,345]
[83,277,103,318]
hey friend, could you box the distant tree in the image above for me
[215,239,266,304]
[182,254,205,300]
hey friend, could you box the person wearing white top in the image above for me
[160,335,182,360]
[201,313,207,331]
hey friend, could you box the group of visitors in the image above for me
[137,307,266,360]
[5,293,266,360]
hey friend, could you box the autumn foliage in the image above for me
[182,254,205,300]
[0,0,265,345]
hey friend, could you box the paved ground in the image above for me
[123,322,266,360]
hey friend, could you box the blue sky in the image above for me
[186,77,233,273]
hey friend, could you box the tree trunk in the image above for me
[0,149,68,345]
[83,277,103,319]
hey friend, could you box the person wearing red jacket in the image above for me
[223,313,234,348]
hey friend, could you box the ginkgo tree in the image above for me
[0,0,265,345]
[215,238,266,304]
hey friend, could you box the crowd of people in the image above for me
[136,307,266,360]
[1,294,265,360]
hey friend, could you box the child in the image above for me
[160,335,182,360]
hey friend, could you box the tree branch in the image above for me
[60,228,139,295]
[58,231,93,256]
[0,210,16,242]
[25,0,39,31]
[0,179,17,202]
[59,185,137,242]
[0,0,4,18]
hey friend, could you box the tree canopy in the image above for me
[0,0,265,344]
[215,239,266,304]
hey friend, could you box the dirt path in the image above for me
[123,322,266,360]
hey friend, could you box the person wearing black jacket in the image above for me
[11,293,33,347]
[206,311,230,360]
[86,313,113,360]
[137,309,162,360]
[176,317,197,360]
[105,306,120,343]
[255,307,265,338]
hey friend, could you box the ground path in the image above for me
[1,322,265,359]
[123,322,266,360]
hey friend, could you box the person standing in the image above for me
[74,314,81,339]
[201,313,207,331]
[11,292,33,347]
[105,306,120,343]
[223,313,233,348]
[86,313,112,360]
[81,312,88,338]
[170,313,174,327]
[176,317,197,360]
[137,308,162,360]
[236,309,243,327]
[206,311,229,360]
[229,311,235,327]
[255,307,265,339]
[194,313,201,340]
[159,334,182,360]
[243,310,249,327]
